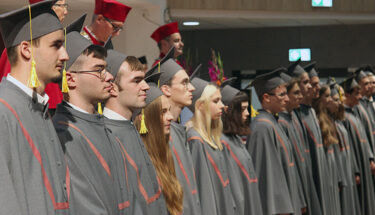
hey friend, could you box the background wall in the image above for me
[181,23,375,80]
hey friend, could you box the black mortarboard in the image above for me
[188,77,209,112]
[146,47,175,80]
[287,59,306,78]
[340,76,359,93]
[106,50,127,78]
[189,63,202,80]
[326,77,338,96]
[354,67,367,82]
[251,67,286,98]
[0,0,62,49]
[65,14,95,70]
[363,65,374,76]
[280,72,292,83]
[304,62,318,78]
[138,56,147,65]
[221,85,240,106]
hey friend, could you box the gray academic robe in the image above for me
[104,117,168,215]
[342,106,375,215]
[294,104,332,215]
[170,122,202,215]
[0,79,70,215]
[247,110,295,215]
[187,128,237,215]
[221,134,263,215]
[278,111,323,215]
[335,121,361,215]
[53,102,131,215]
[325,143,342,215]
[354,99,375,152]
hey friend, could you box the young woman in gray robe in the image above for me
[186,80,237,215]
[221,88,263,215]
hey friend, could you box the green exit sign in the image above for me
[312,0,332,7]
[289,49,311,62]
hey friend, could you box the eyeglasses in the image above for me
[53,3,68,9]
[172,79,190,90]
[104,17,123,33]
[268,91,287,98]
[70,68,108,81]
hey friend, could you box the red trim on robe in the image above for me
[0,98,70,210]
[187,136,229,187]
[279,119,305,162]
[292,118,310,153]
[257,118,295,167]
[346,115,368,143]
[114,137,130,210]
[57,121,112,177]
[115,137,162,204]
[172,145,198,194]
[221,140,258,184]
[302,120,324,148]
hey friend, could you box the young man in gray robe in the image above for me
[103,48,168,214]
[52,16,132,215]
[0,1,71,214]
[247,67,305,215]
[148,48,202,215]
[341,77,375,215]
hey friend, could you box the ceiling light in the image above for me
[183,21,200,26]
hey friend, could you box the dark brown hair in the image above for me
[312,85,338,147]
[222,92,250,136]
[134,97,183,215]
[114,56,145,87]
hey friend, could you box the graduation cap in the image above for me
[287,59,306,78]
[29,0,45,4]
[147,47,184,86]
[304,62,318,78]
[0,0,62,49]
[151,22,179,43]
[251,67,287,98]
[326,77,338,96]
[220,78,240,106]
[188,77,210,112]
[94,0,132,23]
[340,76,359,94]
[280,72,292,83]
[138,56,147,65]
[65,14,93,70]
[363,65,374,76]
[354,67,368,82]
[105,42,127,78]
[0,0,63,88]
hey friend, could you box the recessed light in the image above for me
[183,21,200,26]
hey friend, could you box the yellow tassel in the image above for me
[28,60,40,88]
[98,102,103,114]
[250,105,259,118]
[61,69,69,93]
[157,61,161,88]
[139,109,148,134]
[338,87,343,102]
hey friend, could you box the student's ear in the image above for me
[66,72,77,89]
[263,93,271,103]
[196,100,204,112]
[160,85,171,97]
[19,41,32,61]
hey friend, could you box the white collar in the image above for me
[66,102,89,114]
[7,74,49,106]
[103,108,128,121]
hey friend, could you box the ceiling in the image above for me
[171,9,375,30]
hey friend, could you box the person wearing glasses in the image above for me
[81,0,131,46]
[52,16,133,215]
[247,68,298,215]
[0,0,69,116]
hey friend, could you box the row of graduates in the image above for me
[247,59,375,215]
[0,1,262,215]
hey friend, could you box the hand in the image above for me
[355,175,360,185]
[371,161,375,175]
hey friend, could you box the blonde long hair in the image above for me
[191,84,223,150]
[134,96,183,215]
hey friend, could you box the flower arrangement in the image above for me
[208,48,226,86]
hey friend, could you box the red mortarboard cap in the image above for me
[94,0,132,23]
[29,0,44,3]
[151,22,179,43]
